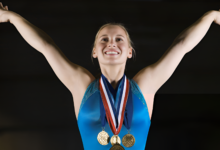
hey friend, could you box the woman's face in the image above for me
[93,25,132,66]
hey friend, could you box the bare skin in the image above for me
[1,2,220,121]
[92,25,132,89]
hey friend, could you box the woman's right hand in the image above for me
[0,2,10,23]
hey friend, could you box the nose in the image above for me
[108,39,116,48]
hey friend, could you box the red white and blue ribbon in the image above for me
[99,74,133,135]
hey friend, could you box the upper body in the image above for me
[77,76,151,150]
[1,4,219,149]
[0,5,218,123]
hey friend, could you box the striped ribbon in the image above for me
[99,74,130,135]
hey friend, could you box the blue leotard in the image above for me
[77,77,151,150]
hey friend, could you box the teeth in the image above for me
[105,51,118,54]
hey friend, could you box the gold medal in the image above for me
[122,133,135,147]
[110,143,125,150]
[99,76,132,149]
[110,134,121,145]
[97,130,110,145]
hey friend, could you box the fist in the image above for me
[214,9,220,25]
[0,2,10,23]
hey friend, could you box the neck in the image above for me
[100,64,125,89]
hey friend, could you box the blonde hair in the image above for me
[91,23,136,64]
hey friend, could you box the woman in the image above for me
[1,3,220,150]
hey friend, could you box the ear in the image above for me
[92,48,97,58]
[128,47,132,59]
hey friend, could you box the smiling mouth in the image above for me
[104,52,119,55]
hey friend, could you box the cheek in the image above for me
[119,43,129,49]
[96,44,105,50]
[120,45,129,52]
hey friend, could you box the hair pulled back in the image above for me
[91,23,136,64]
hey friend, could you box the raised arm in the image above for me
[133,10,219,94]
[0,4,95,93]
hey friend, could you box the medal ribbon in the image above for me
[99,74,133,135]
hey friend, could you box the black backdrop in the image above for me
[1,0,220,150]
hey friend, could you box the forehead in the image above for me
[98,25,126,37]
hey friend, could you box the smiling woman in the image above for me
[76,22,152,150]
[91,23,137,79]
[1,1,220,149]
[91,23,136,64]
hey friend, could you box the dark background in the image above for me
[1,0,220,150]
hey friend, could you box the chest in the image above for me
[74,78,155,121]
[78,90,151,122]
[77,90,151,150]
[74,93,154,121]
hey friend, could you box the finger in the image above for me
[0,3,3,8]
[5,6,8,10]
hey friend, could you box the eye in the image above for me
[101,38,108,41]
[117,38,122,41]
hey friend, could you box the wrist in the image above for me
[204,10,217,21]
[3,11,22,24]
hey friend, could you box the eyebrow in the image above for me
[99,34,125,39]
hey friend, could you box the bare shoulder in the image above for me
[132,66,156,94]
[69,66,96,120]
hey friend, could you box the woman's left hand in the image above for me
[0,2,10,23]
[213,9,220,25]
